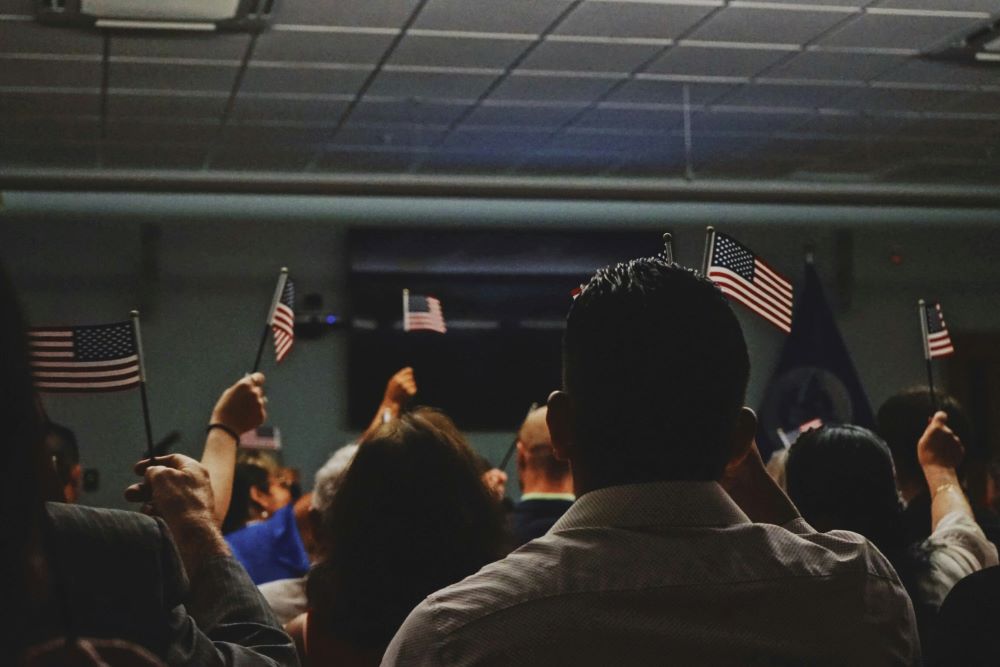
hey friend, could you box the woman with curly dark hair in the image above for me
[294,407,507,666]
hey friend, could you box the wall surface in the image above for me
[2,192,998,508]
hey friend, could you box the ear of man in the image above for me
[723,407,758,477]
[546,390,574,463]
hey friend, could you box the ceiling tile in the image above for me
[273,0,420,27]
[336,123,447,147]
[765,51,905,82]
[817,14,983,51]
[875,58,1000,86]
[110,33,251,60]
[792,111,905,135]
[105,119,219,143]
[104,144,206,169]
[223,122,332,146]
[606,80,733,105]
[464,103,586,127]
[573,105,684,130]
[554,1,716,40]
[365,71,498,99]
[316,147,420,172]
[0,22,102,55]
[947,91,1000,115]
[109,63,239,91]
[643,45,789,78]
[550,128,680,153]
[691,110,807,134]
[516,152,614,176]
[0,58,101,88]
[230,95,351,122]
[873,0,1000,11]
[0,91,100,116]
[350,99,471,124]
[834,86,965,112]
[253,31,396,63]
[0,0,34,13]
[686,8,850,46]
[716,82,853,109]
[521,41,663,72]
[107,92,229,118]
[412,0,575,34]
[211,146,312,171]
[443,127,552,151]
[0,116,100,142]
[242,64,371,95]
[489,73,619,102]
[417,148,525,174]
[0,142,98,167]
[388,35,530,69]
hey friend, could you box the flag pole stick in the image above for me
[662,232,674,264]
[918,299,939,413]
[701,226,716,276]
[252,267,288,373]
[130,310,155,461]
[499,402,539,471]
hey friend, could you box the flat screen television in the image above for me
[347,228,660,430]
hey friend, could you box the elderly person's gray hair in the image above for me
[311,443,359,514]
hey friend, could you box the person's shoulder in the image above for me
[46,501,164,548]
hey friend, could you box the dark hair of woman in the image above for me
[0,264,59,653]
[785,424,920,592]
[306,407,507,651]
[221,462,271,534]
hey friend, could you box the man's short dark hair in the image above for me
[564,258,750,482]
[876,387,975,485]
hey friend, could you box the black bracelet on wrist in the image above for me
[206,423,240,445]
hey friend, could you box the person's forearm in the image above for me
[363,401,399,439]
[923,464,973,532]
[201,428,239,526]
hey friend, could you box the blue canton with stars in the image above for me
[712,234,757,282]
[72,322,137,361]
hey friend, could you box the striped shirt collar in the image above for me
[551,480,750,531]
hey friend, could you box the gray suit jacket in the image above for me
[35,502,299,666]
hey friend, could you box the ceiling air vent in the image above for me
[924,18,1000,66]
[36,0,274,32]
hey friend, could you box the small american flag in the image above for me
[29,321,141,393]
[404,291,446,334]
[706,231,794,334]
[271,277,295,363]
[925,301,954,359]
[570,285,585,300]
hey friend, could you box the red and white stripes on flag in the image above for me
[403,290,447,334]
[705,230,794,334]
[29,322,141,393]
[270,276,295,363]
[923,301,955,359]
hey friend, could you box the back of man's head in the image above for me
[312,444,359,516]
[876,387,975,487]
[563,258,750,483]
[517,407,570,486]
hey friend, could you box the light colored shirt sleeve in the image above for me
[919,510,1000,608]
[381,600,443,667]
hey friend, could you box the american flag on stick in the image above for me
[28,321,141,393]
[270,274,295,363]
[704,228,794,334]
[403,290,446,334]
[922,300,954,359]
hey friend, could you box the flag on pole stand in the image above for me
[28,313,156,460]
[918,299,955,412]
[403,289,447,334]
[252,268,295,372]
[755,259,874,461]
[702,227,794,334]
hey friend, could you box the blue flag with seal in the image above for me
[756,260,874,461]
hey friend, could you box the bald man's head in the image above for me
[517,407,572,489]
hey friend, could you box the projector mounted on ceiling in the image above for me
[36,0,274,32]
[924,18,1000,66]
